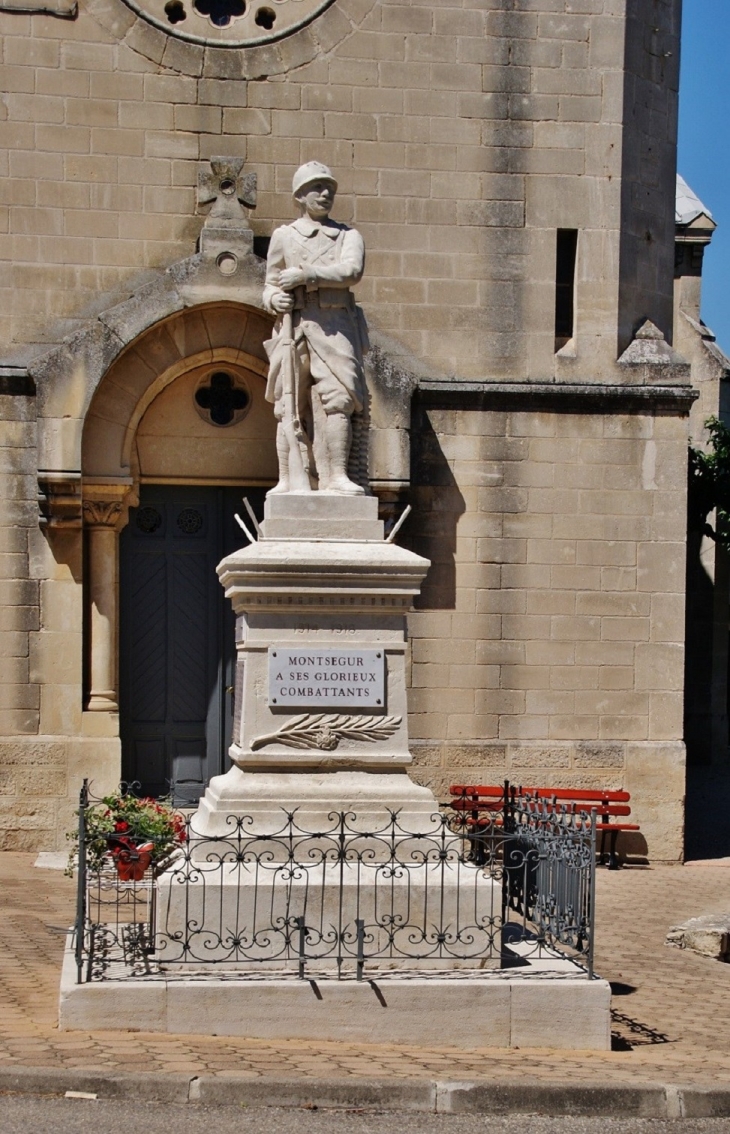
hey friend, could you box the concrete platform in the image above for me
[59,935,611,1049]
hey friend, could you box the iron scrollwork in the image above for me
[72,781,597,985]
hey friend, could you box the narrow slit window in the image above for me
[555,228,578,351]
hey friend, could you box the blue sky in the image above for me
[678,0,730,350]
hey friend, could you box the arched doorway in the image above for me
[119,484,265,802]
[81,301,276,802]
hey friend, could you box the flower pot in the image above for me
[114,849,153,882]
[109,838,155,882]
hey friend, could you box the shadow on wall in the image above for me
[404,404,466,610]
[685,765,730,860]
[38,526,83,583]
[683,462,730,859]
[683,528,728,766]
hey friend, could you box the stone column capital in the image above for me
[82,499,124,528]
[82,478,138,532]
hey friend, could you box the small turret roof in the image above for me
[676,174,714,225]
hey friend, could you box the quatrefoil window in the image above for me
[194,371,250,427]
[123,0,337,46]
[192,0,244,27]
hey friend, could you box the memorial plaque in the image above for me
[268,648,385,709]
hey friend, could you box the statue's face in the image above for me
[296,179,335,219]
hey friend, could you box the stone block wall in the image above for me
[0,383,120,850]
[0,0,677,381]
[0,736,119,852]
[0,390,38,740]
[0,387,44,850]
[406,402,688,860]
[0,0,692,859]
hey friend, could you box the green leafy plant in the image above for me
[66,791,187,876]
[688,417,730,548]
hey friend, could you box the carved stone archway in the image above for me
[33,233,267,491]
[30,211,414,718]
[79,301,274,712]
[26,202,272,714]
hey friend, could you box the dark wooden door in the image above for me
[119,485,264,803]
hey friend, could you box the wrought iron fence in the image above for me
[71,779,596,983]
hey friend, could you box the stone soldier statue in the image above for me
[263,161,368,495]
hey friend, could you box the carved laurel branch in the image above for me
[251,713,402,752]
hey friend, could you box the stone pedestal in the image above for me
[160,492,459,973]
[61,494,612,1048]
[192,492,436,841]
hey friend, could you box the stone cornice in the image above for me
[38,472,82,530]
[217,537,430,617]
[416,381,699,414]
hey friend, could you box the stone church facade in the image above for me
[0,0,726,860]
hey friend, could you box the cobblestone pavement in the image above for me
[1,852,729,1086]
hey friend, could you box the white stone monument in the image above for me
[193,493,437,837]
[158,166,451,970]
[60,165,612,1047]
[192,163,436,836]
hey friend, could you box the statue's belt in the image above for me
[292,286,355,312]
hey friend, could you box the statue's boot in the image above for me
[323,412,365,495]
[267,422,312,495]
[267,425,290,495]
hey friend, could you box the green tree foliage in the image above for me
[689,417,730,547]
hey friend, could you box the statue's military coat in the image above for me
[263,216,369,417]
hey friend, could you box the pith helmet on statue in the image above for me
[291,161,338,198]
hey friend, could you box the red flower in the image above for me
[115,820,129,832]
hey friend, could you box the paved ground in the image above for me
[1,852,729,1089]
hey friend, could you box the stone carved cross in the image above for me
[197,158,257,223]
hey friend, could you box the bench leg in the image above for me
[608,829,620,870]
[468,832,488,866]
[598,828,608,867]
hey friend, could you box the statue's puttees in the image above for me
[263,162,369,496]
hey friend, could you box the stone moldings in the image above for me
[38,472,82,531]
[85,0,376,79]
[251,713,402,752]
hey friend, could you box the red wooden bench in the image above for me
[449,782,639,869]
